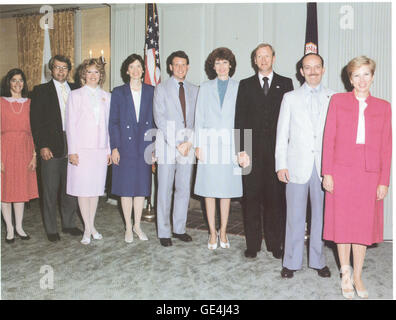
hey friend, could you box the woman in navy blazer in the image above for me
[109,54,155,243]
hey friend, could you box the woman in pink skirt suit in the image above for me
[65,58,111,245]
[322,56,392,299]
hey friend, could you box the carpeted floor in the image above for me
[1,198,393,300]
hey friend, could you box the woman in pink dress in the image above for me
[65,58,111,245]
[1,68,39,243]
[322,56,392,299]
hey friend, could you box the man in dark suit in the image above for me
[30,55,82,242]
[235,43,294,259]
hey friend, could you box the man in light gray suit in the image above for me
[275,53,335,278]
[153,51,199,247]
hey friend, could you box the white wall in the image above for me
[110,2,392,239]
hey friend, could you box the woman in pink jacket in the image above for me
[66,58,111,245]
[322,56,392,299]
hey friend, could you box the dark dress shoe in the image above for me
[172,233,192,242]
[62,227,83,236]
[281,267,295,278]
[15,231,30,240]
[5,237,15,244]
[159,238,172,247]
[47,233,60,242]
[244,250,257,258]
[316,266,331,278]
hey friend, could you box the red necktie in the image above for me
[179,82,186,127]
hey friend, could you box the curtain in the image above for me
[49,10,75,81]
[16,14,44,91]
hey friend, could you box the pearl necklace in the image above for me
[10,100,24,114]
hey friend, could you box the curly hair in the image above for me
[120,54,145,83]
[78,58,106,86]
[1,68,29,98]
[204,47,236,80]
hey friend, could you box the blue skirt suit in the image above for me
[109,83,155,197]
[194,78,242,198]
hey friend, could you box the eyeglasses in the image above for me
[54,66,69,71]
[10,79,24,83]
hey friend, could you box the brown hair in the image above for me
[204,47,236,80]
[79,58,106,86]
[346,56,376,78]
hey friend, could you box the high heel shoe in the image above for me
[125,229,133,243]
[352,275,369,299]
[219,230,230,249]
[133,226,148,241]
[340,265,355,299]
[80,235,91,245]
[207,232,218,250]
[15,230,30,240]
[92,232,103,240]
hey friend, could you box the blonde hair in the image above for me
[346,56,376,79]
[79,58,106,86]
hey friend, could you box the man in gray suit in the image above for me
[275,53,335,278]
[153,51,199,247]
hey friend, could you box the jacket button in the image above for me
[129,137,132,140]
[146,122,149,125]
[127,125,130,129]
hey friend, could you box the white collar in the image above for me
[3,97,28,103]
[53,79,69,89]
[258,71,274,82]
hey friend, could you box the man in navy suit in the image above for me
[30,55,82,242]
[153,51,199,247]
[235,43,294,259]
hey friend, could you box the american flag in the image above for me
[144,4,161,86]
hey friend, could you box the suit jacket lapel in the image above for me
[48,80,63,125]
[139,84,149,125]
[123,83,138,127]
[317,89,332,131]
[221,78,236,114]
[298,86,314,132]
[212,79,222,112]
[168,79,185,121]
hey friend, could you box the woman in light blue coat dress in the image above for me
[194,47,242,250]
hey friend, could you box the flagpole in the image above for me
[142,3,158,223]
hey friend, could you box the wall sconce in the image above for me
[100,49,106,64]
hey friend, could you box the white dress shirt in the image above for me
[86,85,101,125]
[356,97,367,144]
[258,71,274,89]
[53,79,71,130]
[131,89,142,122]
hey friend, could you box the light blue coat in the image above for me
[194,78,242,198]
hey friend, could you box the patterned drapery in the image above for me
[16,14,44,91]
[16,9,75,90]
[49,10,75,77]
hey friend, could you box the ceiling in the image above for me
[0,4,109,18]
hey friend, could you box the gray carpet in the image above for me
[1,199,393,300]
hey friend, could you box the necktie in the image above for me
[179,82,186,127]
[263,77,269,96]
